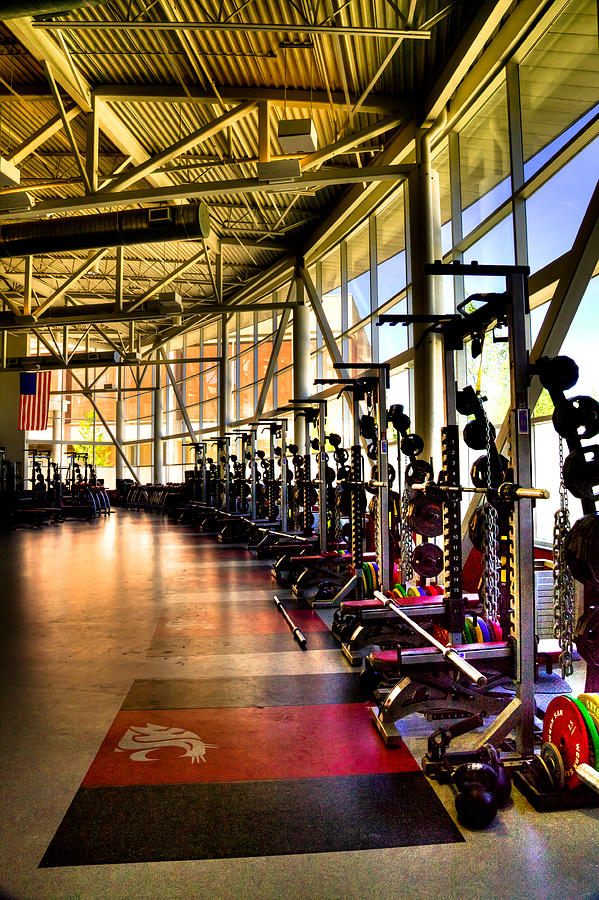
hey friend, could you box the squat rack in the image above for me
[379,262,537,759]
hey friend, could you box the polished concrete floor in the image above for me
[1,511,598,900]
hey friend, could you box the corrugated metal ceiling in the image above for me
[0,0,486,334]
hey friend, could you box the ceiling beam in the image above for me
[94,84,408,115]
[301,113,405,171]
[4,15,216,248]
[0,301,297,331]
[7,106,80,166]
[36,19,431,39]
[33,249,108,319]
[0,166,412,221]
[105,101,257,194]
[422,0,514,122]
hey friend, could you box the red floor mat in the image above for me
[82,703,419,787]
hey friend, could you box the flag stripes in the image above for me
[18,371,51,431]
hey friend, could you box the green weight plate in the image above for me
[577,694,599,737]
[396,583,407,597]
[364,564,372,593]
[462,620,474,644]
[570,696,599,769]
[541,742,565,790]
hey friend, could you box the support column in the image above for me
[115,365,124,480]
[0,333,29,473]
[408,131,445,467]
[86,96,99,193]
[292,274,311,446]
[153,362,164,483]
[24,256,33,316]
[115,245,124,310]
[51,409,61,464]
[218,314,230,437]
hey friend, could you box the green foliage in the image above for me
[73,409,113,467]
[533,389,555,417]
[465,336,511,426]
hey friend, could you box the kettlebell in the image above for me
[455,781,498,829]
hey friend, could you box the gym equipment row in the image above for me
[0,448,111,528]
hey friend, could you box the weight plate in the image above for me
[370,563,378,591]
[529,754,555,792]
[363,563,371,593]
[407,586,420,597]
[489,620,502,641]
[417,586,427,596]
[473,621,484,643]
[462,620,474,644]
[577,694,599,737]
[395,584,407,597]
[478,618,491,643]
[542,695,591,789]
[570,696,599,769]
[541,742,566,791]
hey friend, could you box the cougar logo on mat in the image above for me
[116,723,217,764]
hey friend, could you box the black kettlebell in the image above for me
[494,764,512,808]
[455,781,498,829]
[454,762,498,793]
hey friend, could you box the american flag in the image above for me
[18,371,51,431]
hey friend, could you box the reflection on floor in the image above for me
[1,511,598,899]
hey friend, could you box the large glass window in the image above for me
[520,0,599,178]
[525,134,599,273]
[459,82,511,236]
[347,221,371,326]
[376,188,406,306]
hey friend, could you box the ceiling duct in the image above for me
[0,202,211,258]
[1,1,102,18]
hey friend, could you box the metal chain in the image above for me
[481,413,500,622]
[400,480,413,583]
[553,437,575,677]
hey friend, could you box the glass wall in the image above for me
[30,0,597,512]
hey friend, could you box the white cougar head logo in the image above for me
[116,723,217,764]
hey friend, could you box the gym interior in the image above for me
[1,1,598,898]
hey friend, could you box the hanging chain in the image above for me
[400,479,413,583]
[481,412,500,622]
[553,437,575,677]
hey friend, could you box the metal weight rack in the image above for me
[378,262,538,762]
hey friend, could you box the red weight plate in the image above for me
[542,695,590,789]
[488,620,502,641]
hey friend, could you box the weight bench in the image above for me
[367,641,515,746]
[333,593,481,665]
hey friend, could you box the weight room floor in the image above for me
[1,511,597,900]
